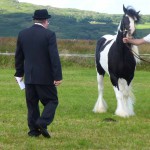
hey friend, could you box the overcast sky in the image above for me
[18,0,150,15]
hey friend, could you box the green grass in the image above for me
[0,67,150,150]
[136,23,150,29]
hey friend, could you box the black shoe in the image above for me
[28,130,41,137]
[36,124,51,138]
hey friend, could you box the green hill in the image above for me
[0,0,150,39]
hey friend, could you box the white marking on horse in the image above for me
[100,35,115,75]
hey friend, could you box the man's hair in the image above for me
[34,19,46,24]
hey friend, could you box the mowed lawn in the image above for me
[0,67,150,150]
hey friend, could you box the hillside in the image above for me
[0,0,150,39]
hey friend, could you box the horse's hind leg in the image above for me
[93,72,108,113]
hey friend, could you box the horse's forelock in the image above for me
[125,6,140,22]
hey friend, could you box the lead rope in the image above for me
[126,43,150,63]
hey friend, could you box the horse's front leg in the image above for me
[93,73,107,113]
[113,79,135,117]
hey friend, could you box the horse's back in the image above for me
[96,34,115,55]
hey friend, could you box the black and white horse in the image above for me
[93,5,140,117]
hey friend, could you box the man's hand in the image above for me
[54,80,62,86]
[123,37,131,43]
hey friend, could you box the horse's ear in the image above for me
[123,4,127,14]
[137,11,140,14]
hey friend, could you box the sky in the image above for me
[18,0,150,15]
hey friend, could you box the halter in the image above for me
[119,29,130,38]
[121,15,133,38]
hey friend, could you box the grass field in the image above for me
[0,67,149,150]
[136,23,150,29]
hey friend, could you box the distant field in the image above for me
[136,23,150,29]
[0,37,150,54]
[0,68,150,150]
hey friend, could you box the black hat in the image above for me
[32,9,51,20]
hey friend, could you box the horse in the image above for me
[93,5,140,117]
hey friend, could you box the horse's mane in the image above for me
[125,6,140,22]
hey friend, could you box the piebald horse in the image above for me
[93,5,140,117]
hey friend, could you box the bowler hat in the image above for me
[33,9,51,20]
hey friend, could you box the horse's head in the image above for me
[120,5,140,38]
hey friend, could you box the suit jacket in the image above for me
[15,24,62,85]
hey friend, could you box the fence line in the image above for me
[139,54,150,56]
[0,53,95,58]
[0,53,15,56]
[0,52,150,58]
[59,53,95,58]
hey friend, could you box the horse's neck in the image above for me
[115,31,133,58]
[116,31,124,47]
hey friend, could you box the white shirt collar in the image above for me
[34,23,45,28]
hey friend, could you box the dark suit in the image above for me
[15,24,62,131]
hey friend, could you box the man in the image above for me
[123,34,150,45]
[14,9,62,138]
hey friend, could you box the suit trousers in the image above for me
[25,84,58,131]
